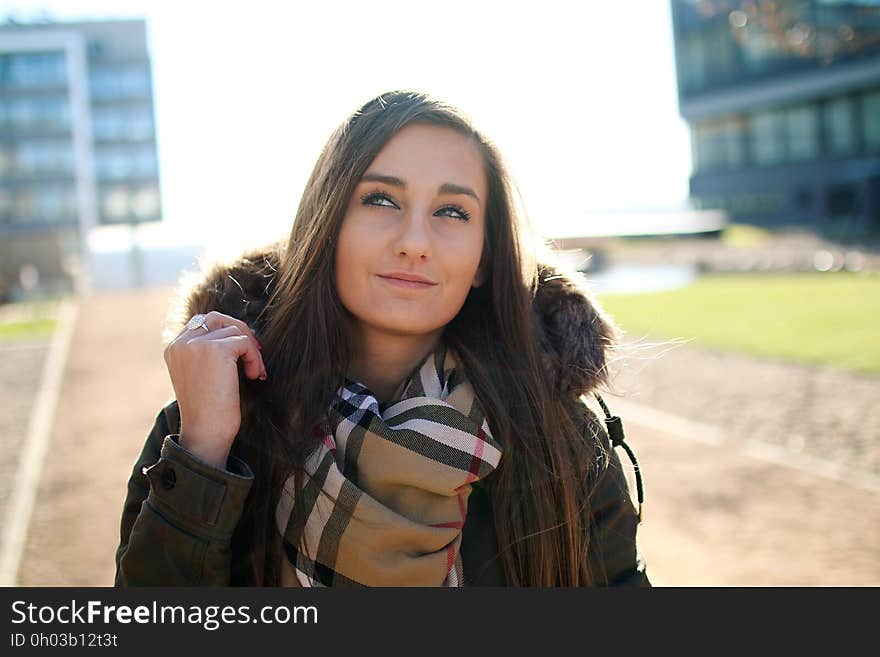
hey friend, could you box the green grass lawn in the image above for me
[0,318,57,342]
[596,271,880,376]
[0,296,63,343]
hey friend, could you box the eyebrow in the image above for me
[360,172,481,206]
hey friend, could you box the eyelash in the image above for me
[359,190,471,222]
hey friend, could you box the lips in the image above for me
[378,271,437,284]
[377,273,438,289]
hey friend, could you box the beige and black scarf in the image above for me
[274,344,503,587]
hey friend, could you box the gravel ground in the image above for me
[598,226,880,273]
[606,339,880,479]
[593,228,880,481]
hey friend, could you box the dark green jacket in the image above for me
[114,242,650,587]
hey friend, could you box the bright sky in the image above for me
[4,0,692,256]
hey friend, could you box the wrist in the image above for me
[178,432,231,470]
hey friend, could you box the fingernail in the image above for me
[260,370,267,381]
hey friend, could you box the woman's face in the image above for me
[335,123,487,342]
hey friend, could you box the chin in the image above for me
[366,315,449,337]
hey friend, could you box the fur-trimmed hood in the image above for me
[165,239,619,398]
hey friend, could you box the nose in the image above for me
[393,206,431,259]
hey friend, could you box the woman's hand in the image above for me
[163,311,267,469]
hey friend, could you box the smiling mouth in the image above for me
[376,275,437,290]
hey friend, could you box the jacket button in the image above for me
[161,466,177,490]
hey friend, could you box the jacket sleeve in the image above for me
[579,403,651,587]
[114,401,254,586]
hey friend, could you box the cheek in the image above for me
[336,212,370,267]
[334,216,383,312]
[452,233,485,284]
[334,223,361,298]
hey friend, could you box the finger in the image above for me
[179,312,261,347]
[190,324,244,340]
[175,314,210,341]
[214,335,267,380]
[190,326,263,366]
[203,311,261,345]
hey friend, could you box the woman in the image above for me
[115,90,649,587]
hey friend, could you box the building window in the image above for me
[101,186,129,220]
[693,116,746,172]
[750,109,785,166]
[824,96,856,156]
[14,141,75,177]
[794,187,813,211]
[100,183,160,222]
[94,145,157,180]
[737,20,791,75]
[32,184,77,221]
[87,40,105,59]
[679,33,707,92]
[827,183,862,218]
[92,106,154,141]
[89,66,151,101]
[864,89,880,152]
[785,104,818,161]
[693,123,718,172]
[693,191,785,215]
[4,96,71,132]
[0,144,9,176]
[673,0,880,96]
[131,185,159,219]
[726,116,746,168]
[2,52,67,89]
[12,184,76,223]
[95,149,128,180]
[0,188,10,222]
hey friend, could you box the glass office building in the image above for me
[671,0,880,236]
[0,18,161,297]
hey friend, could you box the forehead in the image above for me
[368,123,486,192]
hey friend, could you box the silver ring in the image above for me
[185,314,210,333]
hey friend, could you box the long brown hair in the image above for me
[233,90,609,586]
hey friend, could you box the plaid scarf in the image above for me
[274,344,503,587]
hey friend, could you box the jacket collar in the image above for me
[167,239,617,398]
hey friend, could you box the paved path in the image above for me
[0,341,51,527]
[10,286,879,586]
[0,337,55,585]
[16,287,175,586]
[606,337,880,481]
[607,398,880,586]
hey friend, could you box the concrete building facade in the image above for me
[670,0,880,238]
[0,18,161,299]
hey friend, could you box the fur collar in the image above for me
[166,239,618,398]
